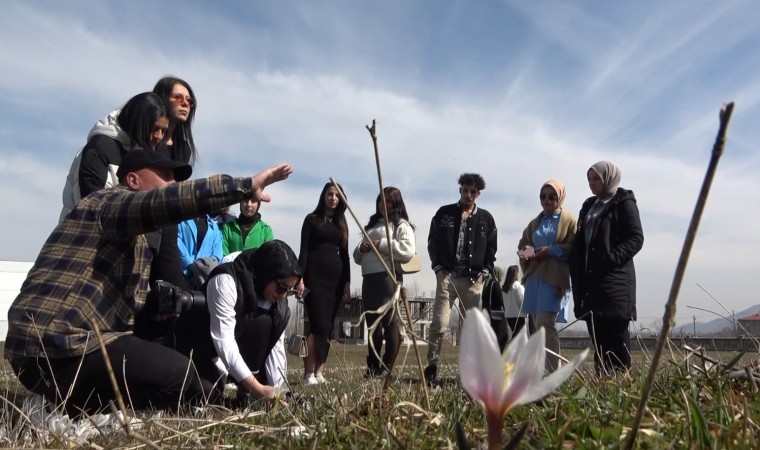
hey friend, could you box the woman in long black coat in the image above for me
[569,161,644,373]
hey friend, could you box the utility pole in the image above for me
[693,315,696,336]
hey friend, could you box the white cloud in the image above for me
[1,0,758,326]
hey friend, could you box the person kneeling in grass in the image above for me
[5,149,292,416]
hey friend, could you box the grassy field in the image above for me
[1,340,759,449]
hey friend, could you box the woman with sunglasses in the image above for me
[60,92,168,221]
[174,240,302,402]
[353,187,415,379]
[297,182,351,385]
[517,180,577,372]
[152,76,198,165]
[569,161,643,374]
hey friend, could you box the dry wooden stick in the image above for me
[329,178,399,363]
[330,175,430,408]
[624,102,734,450]
[366,119,398,283]
[91,322,161,450]
[745,367,758,393]
[364,120,431,408]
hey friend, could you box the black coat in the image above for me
[569,188,643,321]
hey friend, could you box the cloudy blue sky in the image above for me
[1,1,759,328]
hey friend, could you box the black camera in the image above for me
[148,280,206,315]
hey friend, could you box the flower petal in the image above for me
[459,308,505,408]
[503,323,529,366]
[503,326,547,408]
[515,348,589,405]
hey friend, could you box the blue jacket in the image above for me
[177,215,223,276]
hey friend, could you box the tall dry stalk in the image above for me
[91,322,160,450]
[364,121,430,406]
[624,102,734,450]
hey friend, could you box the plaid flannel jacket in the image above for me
[4,175,253,360]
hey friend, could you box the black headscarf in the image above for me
[209,240,302,314]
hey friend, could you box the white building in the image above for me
[0,261,33,341]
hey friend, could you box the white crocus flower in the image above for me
[459,308,589,449]
[46,414,71,436]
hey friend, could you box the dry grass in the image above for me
[1,341,759,449]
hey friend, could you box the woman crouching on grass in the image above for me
[176,240,302,402]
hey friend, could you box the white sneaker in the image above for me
[315,373,327,384]
[303,373,318,386]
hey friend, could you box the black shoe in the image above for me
[373,368,390,379]
[365,356,381,379]
[424,364,437,386]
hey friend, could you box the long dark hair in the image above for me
[502,265,519,292]
[311,182,348,249]
[153,76,197,165]
[117,92,167,150]
[365,186,415,231]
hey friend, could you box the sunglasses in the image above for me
[169,93,195,107]
[539,194,558,201]
[275,280,298,297]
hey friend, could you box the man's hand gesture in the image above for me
[252,163,294,203]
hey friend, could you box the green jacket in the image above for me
[221,216,274,255]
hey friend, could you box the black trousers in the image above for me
[11,335,216,417]
[585,317,631,373]
[505,317,527,346]
[490,318,509,353]
[366,311,401,372]
[235,313,279,384]
[362,272,402,373]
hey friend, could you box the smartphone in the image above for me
[517,247,535,259]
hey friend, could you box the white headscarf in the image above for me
[589,161,621,198]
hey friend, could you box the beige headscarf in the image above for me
[541,179,566,209]
[589,161,621,198]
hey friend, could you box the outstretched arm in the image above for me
[100,163,294,240]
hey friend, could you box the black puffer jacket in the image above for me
[569,188,644,321]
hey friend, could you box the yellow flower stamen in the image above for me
[502,361,515,394]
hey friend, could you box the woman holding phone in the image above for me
[518,179,577,372]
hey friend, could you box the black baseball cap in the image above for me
[116,149,192,183]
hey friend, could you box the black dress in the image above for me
[298,214,350,335]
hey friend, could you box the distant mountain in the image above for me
[673,304,760,336]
